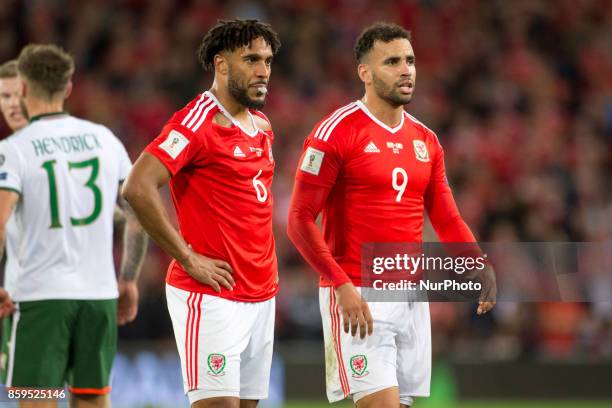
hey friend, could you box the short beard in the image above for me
[372,73,412,107]
[227,70,265,110]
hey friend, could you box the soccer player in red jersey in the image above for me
[287,23,495,407]
[122,20,280,408]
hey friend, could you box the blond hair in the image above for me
[0,60,18,79]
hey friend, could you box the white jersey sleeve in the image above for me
[117,140,132,182]
[102,126,132,182]
[0,138,25,194]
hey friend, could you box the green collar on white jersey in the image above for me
[28,111,68,123]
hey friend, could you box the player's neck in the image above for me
[24,98,65,121]
[361,94,404,129]
[208,85,250,123]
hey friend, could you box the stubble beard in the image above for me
[227,70,266,110]
[372,73,412,107]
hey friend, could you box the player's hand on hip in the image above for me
[334,283,373,339]
[476,264,497,315]
[0,288,16,318]
[183,252,235,292]
[117,279,139,325]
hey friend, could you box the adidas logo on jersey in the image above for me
[233,146,246,157]
[364,142,380,153]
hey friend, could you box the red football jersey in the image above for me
[295,100,462,287]
[145,91,278,301]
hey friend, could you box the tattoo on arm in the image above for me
[0,196,18,275]
[0,233,5,271]
[113,205,126,225]
[118,196,149,282]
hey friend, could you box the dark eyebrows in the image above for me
[242,52,273,61]
[384,56,401,64]
[383,53,415,64]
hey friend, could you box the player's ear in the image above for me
[64,81,73,99]
[357,63,371,85]
[214,54,228,76]
[19,78,27,99]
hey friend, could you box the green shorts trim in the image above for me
[1,298,117,392]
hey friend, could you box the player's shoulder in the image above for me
[310,101,362,143]
[168,92,218,135]
[1,126,26,146]
[2,123,40,153]
[70,115,114,136]
[68,115,125,149]
[0,128,28,165]
[250,109,272,132]
[0,135,15,152]
[404,111,441,145]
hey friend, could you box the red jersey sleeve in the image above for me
[425,135,477,243]
[294,122,347,188]
[288,116,353,287]
[144,121,206,176]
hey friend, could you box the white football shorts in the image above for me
[166,284,275,404]
[319,287,431,406]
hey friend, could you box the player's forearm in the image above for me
[119,204,149,282]
[431,213,476,243]
[122,183,192,266]
[113,205,126,224]
[426,185,476,243]
[0,191,18,266]
[287,214,351,287]
[0,228,5,265]
[287,181,352,287]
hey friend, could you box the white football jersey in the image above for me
[0,113,131,301]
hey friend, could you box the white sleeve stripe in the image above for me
[254,110,271,125]
[314,103,356,140]
[181,93,207,126]
[191,102,217,132]
[322,105,360,142]
[185,98,214,129]
[315,102,355,140]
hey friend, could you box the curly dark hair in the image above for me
[17,44,74,98]
[197,19,281,71]
[354,22,411,63]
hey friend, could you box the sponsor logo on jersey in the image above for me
[249,146,264,157]
[0,172,7,181]
[386,142,403,154]
[364,141,380,153]
[159,129,189,159]
[349,354,369,378]
[0,154,5,166]
[300,147,325,176]
[233,145,246,157]
[413,140,430,162]
[207,353,226,376]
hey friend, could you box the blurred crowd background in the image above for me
[1,0,611,381]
